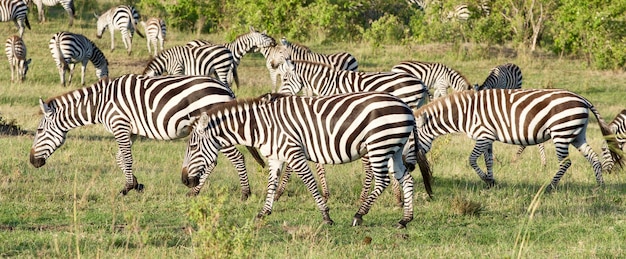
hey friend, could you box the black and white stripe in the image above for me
[30,74,263,198]
[261,37,358,90]
[391,60,471,99]
[475,63,523,90]
[601,110,626,172]
[414,89,623,192]
[5,35,30,82]
[95,5,144,55]
[31,0,75,26]
[0,0,30,38]
[447,4,472,21]
[142,45,237,88]
[141,17,166,57]
[182,92,431,228]
[49,31,108,86]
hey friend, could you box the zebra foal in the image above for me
[49,31,108,86]
[95,5,144,55]
[414,89,622,192]
[5,35,30,82]
[601,110,626,172]
[141,17,166,57]
[182,92,431,228]
[0,0,30,38]
[31,0,75,26]
[30,74,263,198]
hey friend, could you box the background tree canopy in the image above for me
[133,0,626,70]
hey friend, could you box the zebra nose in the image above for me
[181,168,200,187]
[29,150,46,168]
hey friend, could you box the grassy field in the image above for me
[1,8,626,258]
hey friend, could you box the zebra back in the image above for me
[280,37,358,71]
[222,26,276,65]
[0,0,30,37]
[279,60,427,109]
[475,63,522,90]
[49,31,109,79]
[391,60,471,98]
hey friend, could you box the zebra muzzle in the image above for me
[29,151,46,168]
[181,168,200,188]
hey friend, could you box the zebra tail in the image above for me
[131,15,145,38]
[54,35,68,70]
[25,15,31,30]
[591,105,624,171]
[246,146,266,168]
[413,125,433,198]
[232,65,240,89]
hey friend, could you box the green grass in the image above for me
[1,10,626,258]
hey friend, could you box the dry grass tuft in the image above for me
[451,196,483,216]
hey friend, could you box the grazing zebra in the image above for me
[95,5,144,55]
[474,63,546,165]
[601,110,626,172]
[185,26,276,88]
[0,0,30,38]
[275,59,428,202]
[49,31,108,86]
[261,37,359,90]
[413,89,623,192]
[141,17,166,57]
[30,74,264,198]
[5,35,30,82]
[142,45,237,88]
[182,92,432,228]
[31,0,75,26]
[391,60,471,99]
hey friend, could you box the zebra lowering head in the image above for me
[30,99,68,168]
[181,92,432,228]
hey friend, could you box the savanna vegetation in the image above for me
[0,0,625,258]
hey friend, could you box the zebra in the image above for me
[142,45,237,88]
[261,37,359,90]
[275,59,428,202]
[31,0,75,26]
[446,1,490,21]
[30,74,264,198]
[0,0,30,38]
[5,35,30,82]
[49,31,109,86]
[601,109,626,172]
[413,89,623,192]
[181,92,432,228]
[140,17,166,57]
[185,26,277,88]
[391,60,472,100]
[95,5,144,55]
[474,63,546,166]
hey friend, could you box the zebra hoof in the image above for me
[136,184,144,192]
[352,215,363,227]
[396,222,407,229]
[324,219,334,225]
[186,190,200,197]
[485,179,496,189]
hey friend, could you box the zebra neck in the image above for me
[53,85,104,130]
[211,105,263,148]
[223,39,251,65]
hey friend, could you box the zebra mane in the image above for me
[414,89,474,114]
[289,59,336,69]
[44,81,105,108]
[195,92,290,128]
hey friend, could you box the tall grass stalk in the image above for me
[73,169,80,258]
[513,184,547,258]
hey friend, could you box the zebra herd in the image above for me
[22,5,626,228]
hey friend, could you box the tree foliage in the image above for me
[135,0,626,69]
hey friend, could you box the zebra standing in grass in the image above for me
[601,110,626,172]
[30,74,264,198]
[261,37,359,90]
[31,0,75,26]
[49,31,108,86]
[391,60,472,100]
[414,89,622,192]
[182,92,432,228]
[0,0,30,38]
[474,63,546,166]
[5,35,30,82]
[95,5,144,55]
[185,26,277,88]
[142,45,237,88]
[141,17,166,57]
[275,59,428,202]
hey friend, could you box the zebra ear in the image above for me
[197,112,210,129]
[39,98,52,114]
[415,112,427,128]
[93,13,99,19]
[249,26,256,32]
[280,37,288,46]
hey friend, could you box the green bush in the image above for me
[362,14,407,47]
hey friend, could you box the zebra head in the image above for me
[142,47,184,76]
[20,58,32,81]
[277,60,304,94]
[30,98,68,168]
[181,112,222,188]
[247,26,276,52]
[413,111,434,154]
[94,13,108,39]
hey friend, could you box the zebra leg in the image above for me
[358,155,373,203]
[469,140,496,187]
[187,162,216,196]
[146,38,152,56]
[515,146,526,161]
[353,155,391,227]
[546,142,572,193]
[576,142,605,186]
[109,29,115,51]
[484,143,495,183]
[539,143,547,166]
[258,160,284,219]
[67,63,76,85]
[10,61,15,82]
[601,142,615,172]
[67,6,75,27]
[220,146,251,201]
[274,164,291,201]
[315,163,330,202]
[80,61,88,86]
[288,156,333,225]
[114,131,143,195]
[395,169,414,229]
